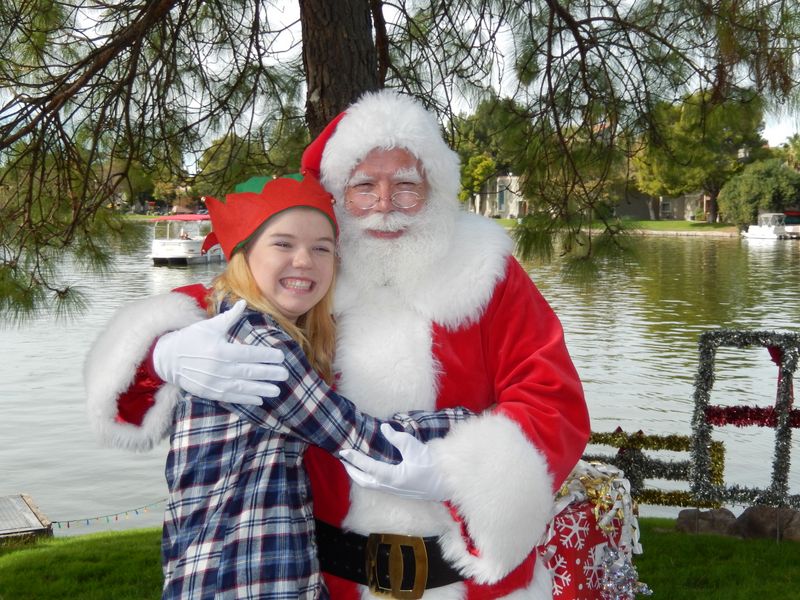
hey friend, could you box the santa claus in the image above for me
[85,90,590,599]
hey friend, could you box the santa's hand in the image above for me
[152,299,289,404]
[339,423,451,501]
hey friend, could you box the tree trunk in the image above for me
[648,196,661,220]
[299,0,380,137]
[707,190,719,223]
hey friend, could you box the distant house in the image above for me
[613,190,707,221]
[171,203,194,215]
[465,175,711,222]
[466,174,528,219]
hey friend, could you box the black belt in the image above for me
[315,518,463,599]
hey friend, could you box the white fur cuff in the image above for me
[84,292,206,451]
[432,413,555,584]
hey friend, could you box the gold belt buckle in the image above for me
[365,532,428,599]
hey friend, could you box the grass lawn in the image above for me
[1,519,798,599]
[0,528,162,600]
[636,518,800,599]
[122,214,162,222]
[616,219,738,233]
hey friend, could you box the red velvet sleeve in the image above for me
[115,284,211,426]
[487,257,591,490]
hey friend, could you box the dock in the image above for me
[0,494,52,539]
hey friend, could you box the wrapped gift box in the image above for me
[541,461,649,600]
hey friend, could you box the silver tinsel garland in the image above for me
[600,547,652,600]
[690,329,800,509]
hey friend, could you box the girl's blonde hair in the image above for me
[207,246,337,384]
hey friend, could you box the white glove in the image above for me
[152,299,289,405]
[339,423,451,502]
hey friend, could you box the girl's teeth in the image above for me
[284,279,311,290]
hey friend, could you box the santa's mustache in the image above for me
[347,211,416,233]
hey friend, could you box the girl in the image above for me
[161,175,470,599]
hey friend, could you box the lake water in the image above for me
[2,231,799,536]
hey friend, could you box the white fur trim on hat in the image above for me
[319,90,461,207]
[84,292,206,451]
[430,412,555,583]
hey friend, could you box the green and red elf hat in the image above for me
[205,175,338,260]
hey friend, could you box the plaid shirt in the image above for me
[162,308,471,600]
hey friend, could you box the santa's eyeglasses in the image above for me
[345,190,422,210]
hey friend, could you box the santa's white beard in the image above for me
[337,195,458,292]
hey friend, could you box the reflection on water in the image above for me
[1,233,798,533]
[527,235,800,516]
[1,246,227,535]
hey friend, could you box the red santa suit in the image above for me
[85,90,590,599]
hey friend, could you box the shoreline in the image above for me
[625,228,739,238]
[500,218,741,238]
[553,225,741,238]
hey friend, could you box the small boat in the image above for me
[150,214,225,266]
[784,210,800,237]
[742,213,796,240]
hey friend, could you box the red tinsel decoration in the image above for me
[705,405,800,428]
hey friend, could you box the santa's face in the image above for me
[342,148,429,239]
[334,147,457,290]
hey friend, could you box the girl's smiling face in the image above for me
[246,207,336,322]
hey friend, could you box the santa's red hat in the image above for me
[300,90,461,209]
[205,176,337,260]
[301,111,347,180]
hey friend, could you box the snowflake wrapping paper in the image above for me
[548,502,621,598]
[542,461,650,599]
